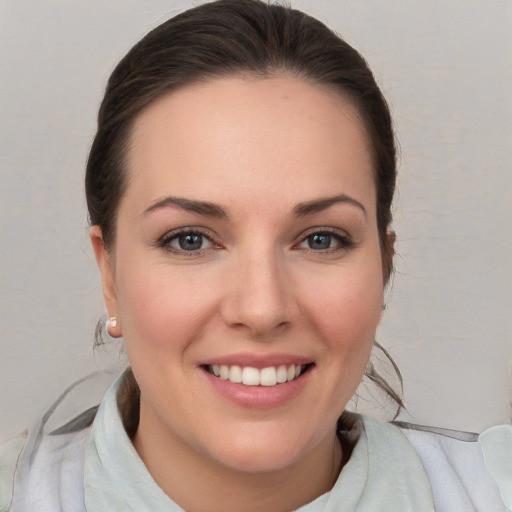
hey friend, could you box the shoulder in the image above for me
[0,424,92,512]
[1,370,118,512]
[0,432,27,512]
[391,419,511,512]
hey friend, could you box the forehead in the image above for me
[124,75,375,213]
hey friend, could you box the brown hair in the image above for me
[86,0,402,413]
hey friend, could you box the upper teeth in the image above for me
[210,364,304,386]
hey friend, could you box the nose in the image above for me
[221,248,296,338]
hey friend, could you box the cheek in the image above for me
[300,264,383,342]
[296,256,384,390]
[114,258,218,357]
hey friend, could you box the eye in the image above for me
[297,230,353,252]
[159,229,215,253]
[306,233,333,250]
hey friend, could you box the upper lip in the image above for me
[199,352,313,369]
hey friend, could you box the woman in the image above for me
[1,1,510,510]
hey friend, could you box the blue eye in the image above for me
[159,230,214,253]
[297,230,352,252]
[307,233,332,250]
[177,233,204,251]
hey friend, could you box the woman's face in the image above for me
[93,76,386,474]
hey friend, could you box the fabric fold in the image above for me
[480,424,512,511]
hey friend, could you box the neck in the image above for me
[133,399,343,512]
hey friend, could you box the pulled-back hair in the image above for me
[86,0,395,253]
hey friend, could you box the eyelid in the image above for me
[157,227,221,253]
[294,227,354,252]
[296,226,351,241]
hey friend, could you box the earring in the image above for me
[106,316,119,338]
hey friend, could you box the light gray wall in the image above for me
[1,0,511,443]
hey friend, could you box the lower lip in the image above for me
[201,367,311,409]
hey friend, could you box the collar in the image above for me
[85,371,436,511]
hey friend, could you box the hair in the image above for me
[86,0,403,414]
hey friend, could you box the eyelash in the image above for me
[295,228,354,254]
[157,228,354,255]
[157,228,219,255]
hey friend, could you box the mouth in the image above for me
[203,363,313,387]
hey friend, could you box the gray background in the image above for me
[1,0,511,443]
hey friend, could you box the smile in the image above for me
[205,364,310,387]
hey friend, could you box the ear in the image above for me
[382,229,396,285]
[90,225,122,337]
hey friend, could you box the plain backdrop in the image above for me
[1,0,511,443]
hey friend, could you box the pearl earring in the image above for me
[106,316,119,338]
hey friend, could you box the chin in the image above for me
[205,424,319,474]
[216,446,301,474]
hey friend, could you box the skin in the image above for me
[91,75,390,511]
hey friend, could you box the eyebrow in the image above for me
[143,196,228,218]
[293,194,367,217]
[143,193,366,219]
